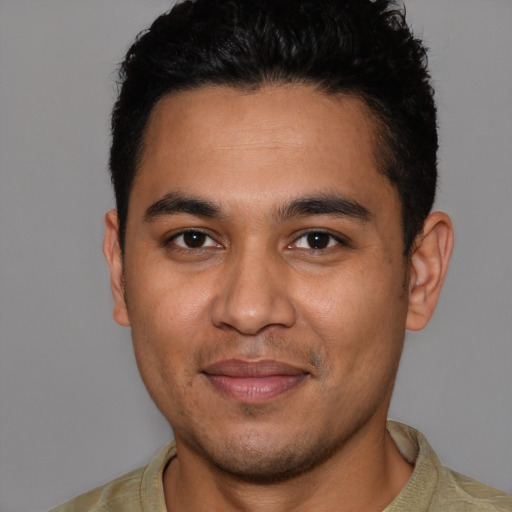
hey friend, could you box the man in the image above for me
[51,0,511,510]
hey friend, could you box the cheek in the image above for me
[127,281,210,422]
[297,262,407,360]
[124,263,216,392]
[126,256,215,333]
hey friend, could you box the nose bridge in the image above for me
[211,241,296,334]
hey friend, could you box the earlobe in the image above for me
[406,212,454,331]
[103,210,130,327]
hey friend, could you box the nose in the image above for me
[211,250,296,335]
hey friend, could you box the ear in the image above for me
[103,210,130,326]
[406,212,454,331]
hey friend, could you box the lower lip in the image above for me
[204,374,307,403]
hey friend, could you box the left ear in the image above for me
[406,212,454,331]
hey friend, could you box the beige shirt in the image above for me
[50,422,512,511]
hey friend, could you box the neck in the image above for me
[163,419,413,512]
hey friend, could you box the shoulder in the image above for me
[433,467,512,511]
[49,442,176,512]
[49,466,145,512]
[386,421,512,512]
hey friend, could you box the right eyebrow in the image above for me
[143,192,223,222]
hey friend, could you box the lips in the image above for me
[202,359,308,403]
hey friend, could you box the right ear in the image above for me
[103,210,130,326]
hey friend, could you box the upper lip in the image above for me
[202,359,308,378]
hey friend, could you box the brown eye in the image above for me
[306,232,331,249]
[172,231,219,249]
[183,231,206,248]
[292,231,339,250]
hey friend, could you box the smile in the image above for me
[202,359,309,403]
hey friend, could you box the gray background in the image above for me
[0,1,511,511]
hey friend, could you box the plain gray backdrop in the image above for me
[0,1,511,511]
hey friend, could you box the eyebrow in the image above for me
[144,191,370,223]
[144,192,223,221]
[274,194,371,222]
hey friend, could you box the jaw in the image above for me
[169,365,398,482]
[164,387,411,512]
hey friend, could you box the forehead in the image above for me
[132,85,397,218]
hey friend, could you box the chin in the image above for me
[179,425,348,484]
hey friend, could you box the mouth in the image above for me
[201,359,309,403]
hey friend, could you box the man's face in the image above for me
[115,86,410,481]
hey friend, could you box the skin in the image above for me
[104,85,453,512]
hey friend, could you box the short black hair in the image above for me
[110,0,437,254]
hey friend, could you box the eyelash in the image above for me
[164,229,349,252]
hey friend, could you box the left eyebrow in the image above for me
[274,194,371,222]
